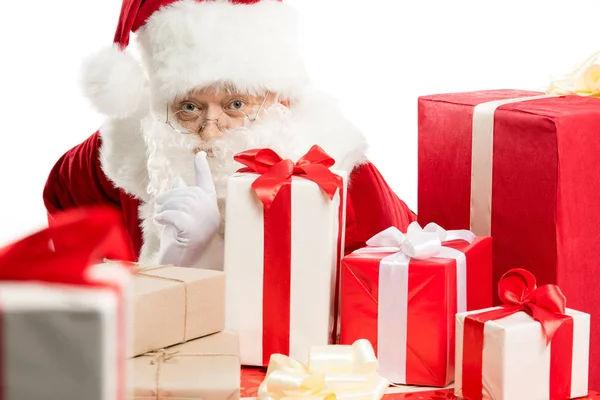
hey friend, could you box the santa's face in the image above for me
[142,85,297,229]
[168,86,282,145]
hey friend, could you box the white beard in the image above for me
[204,103,296,230]
[138,103,296,267]
[143,112,201,196]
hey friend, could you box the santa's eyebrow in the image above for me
[176,95,206,105]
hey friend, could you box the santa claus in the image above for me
[43,0,416,269]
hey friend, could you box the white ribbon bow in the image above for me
[353,221,475,384]
[359,221,475,260]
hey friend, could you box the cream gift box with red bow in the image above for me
[455,269,590,400]
[339,222,492,387]
[224,146,347,367]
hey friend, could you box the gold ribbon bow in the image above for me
[547,50,600,98]
[258,339,389,400]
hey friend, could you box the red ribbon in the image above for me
[462,268,573,400]
[0,206,134,400]
[0,205,134,285]
[235,146,345,364]
[235,145,343,210]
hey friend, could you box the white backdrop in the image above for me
[0,0,598,246]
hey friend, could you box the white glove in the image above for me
[154,151,220,267]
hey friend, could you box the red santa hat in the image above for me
[81,0,308,118]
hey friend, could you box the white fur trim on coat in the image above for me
[285,87,369,172]
[98,116,150,201]
[136,0,309,106]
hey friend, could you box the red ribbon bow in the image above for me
[0,206,134,286]
[494,268,568,344]
[462,268,574,400]
[235,145,343,210]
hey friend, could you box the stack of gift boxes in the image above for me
[0,52,598,400]
[125,264,239,399]
[0,207,243,399]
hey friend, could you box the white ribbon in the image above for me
[469,93,559,236]
[353,221,475,384]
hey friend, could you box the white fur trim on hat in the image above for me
[81,45,149,118]
[136,0,309,105]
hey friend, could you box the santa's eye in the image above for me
[229,100,245,110]
[181,103,199,113]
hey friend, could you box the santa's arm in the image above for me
[43,131,122,224]
[344,162,417,254]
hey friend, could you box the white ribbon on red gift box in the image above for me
[352,222,475,384]
[469,93,558,237]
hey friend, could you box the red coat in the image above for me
[43,132,416,261]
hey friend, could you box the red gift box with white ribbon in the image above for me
[340,222,492,387]
[417,89,600,388]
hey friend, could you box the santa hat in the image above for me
[81,0,308,118]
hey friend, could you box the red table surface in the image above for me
[383,390,600,400]
[241,367,599,399]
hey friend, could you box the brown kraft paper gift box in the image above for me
[131,265,225,357]
[128,330,240,400]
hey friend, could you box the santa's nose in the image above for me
[201,120,223,141]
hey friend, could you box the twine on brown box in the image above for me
[135,265,190,344]
[104,259,190,344]
[142,349,239,397]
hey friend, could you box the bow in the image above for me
[258,339,389,400]
[235,145,343,210]
[547,50,600,98]
[0,206,133,286]
[355,222,475,261]
[476,268,568,344]
[146,349,179,365]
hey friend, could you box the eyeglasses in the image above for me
[165,94,268,135]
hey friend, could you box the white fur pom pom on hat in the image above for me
[80,45,148,119]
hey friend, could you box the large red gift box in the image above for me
[417,89,600,389]
[339,222,492,387]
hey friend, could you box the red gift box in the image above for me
[339,222,492,387]
[417,89,600,388]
